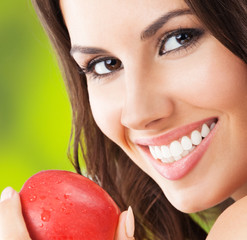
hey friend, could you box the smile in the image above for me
[136,117,218,180]
[149,121,216,163]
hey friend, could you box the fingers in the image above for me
[0,187,31,240]
[126,206,135,239]
[115,206,135,240]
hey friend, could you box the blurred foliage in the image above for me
[0,1,74,192]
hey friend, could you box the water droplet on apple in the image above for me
[29,195,37,202]
[39,223,44,228]
[41,210,51,222]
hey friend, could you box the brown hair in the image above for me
[31,1,247,239]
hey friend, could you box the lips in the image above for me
[149,121,216,163]
[135,117,218,180]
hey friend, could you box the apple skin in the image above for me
[20,170,120,240]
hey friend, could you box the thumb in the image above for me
[115,206,135,240]
[0,187,31,239]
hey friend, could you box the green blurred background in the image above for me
[0,1,74,192]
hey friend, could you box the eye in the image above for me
[81,57,123,82]
[165,33,192,51]
[93,58,123,75]
[159,28,205,55]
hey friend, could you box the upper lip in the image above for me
[134,117,218,146]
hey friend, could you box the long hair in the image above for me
[31,1,247,239]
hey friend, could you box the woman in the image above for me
[0,0,246,239]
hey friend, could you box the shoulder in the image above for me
[207,196,247,240]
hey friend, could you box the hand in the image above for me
[0,187,31,240]
[0,187,135,240]
[114,206,135,240]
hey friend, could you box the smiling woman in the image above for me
[0,0,247,239]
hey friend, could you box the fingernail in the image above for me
[125,206,135,238]
[1,187,16,202]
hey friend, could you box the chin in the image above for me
[171,200,205,214]
[163,189,224,214]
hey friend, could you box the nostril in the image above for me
[121,88,175,130]
[145,118,164,129]
[121,100,175,130]
[121,112,170,130]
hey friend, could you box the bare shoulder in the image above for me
[207,196,247,240]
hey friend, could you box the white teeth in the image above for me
[170,141,183,157]
[174,155,182,161]
[161,145,171,158]
[191,130,202,145]
[161,158,166,163]
[149,146,158,159]
[181,136,193,150]
[201,123,210,138]
[162,157,174,163]
[181,150,189,157]
[210,122,216,130]
[148,121,216,163]
[154,146,163,159]
[168,157,175,163]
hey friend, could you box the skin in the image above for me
[206,196,247,240]
[0,187,31,239]
[0,0,247,239]
[61,0,247,213]
[0,187,134,239]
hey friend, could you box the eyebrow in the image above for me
[70,8,192,56]
[141,9,192,40]
[70,46,109,55]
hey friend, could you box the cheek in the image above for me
[87,82,126,146]
[168,40,247,111]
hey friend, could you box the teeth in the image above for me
[181,150,189,157]
[170,141,183,157]
[201,123,210,138]
[174,155,182,161]
[161,157,173,163]
[148,121,216,163]
[161,145,171,158]
[210,122,216,130]
[154,146,163,159]
[191,130,202,145]
[181,136,192,150]
[149,146,158,159]
[168,157,175,163]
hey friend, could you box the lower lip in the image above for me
[141,121,219,180]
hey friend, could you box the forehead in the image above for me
[60,0,188,46]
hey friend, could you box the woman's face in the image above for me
[61,0,247,213]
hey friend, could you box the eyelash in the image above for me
[81,56,122,79]
[80,27,205,81]
[158,28,205,56]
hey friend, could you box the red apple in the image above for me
[20,170,120,240]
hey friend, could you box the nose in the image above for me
[121,69,174,130]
